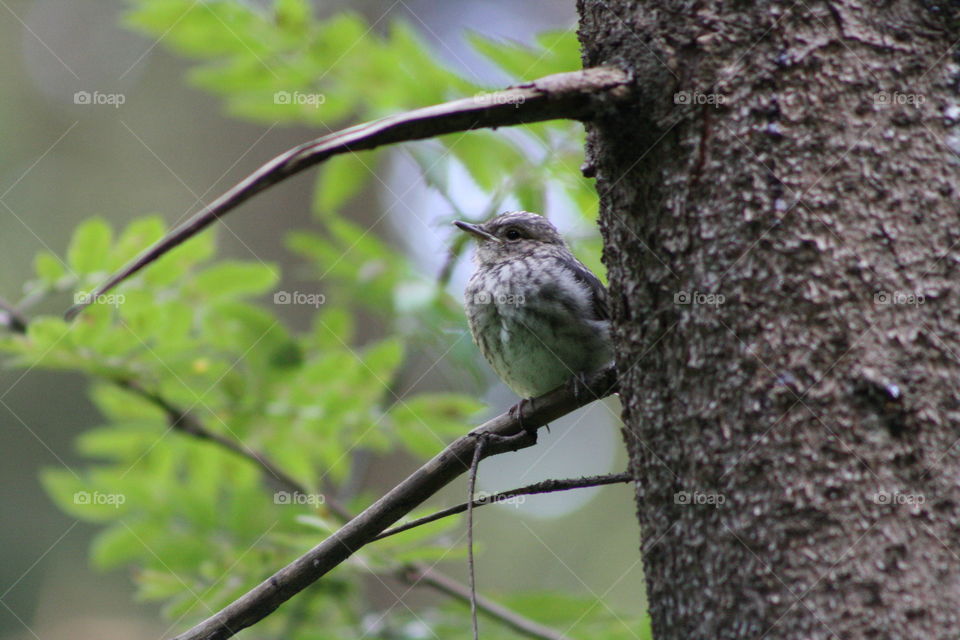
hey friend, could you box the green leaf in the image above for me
[34,251,66,285]
[390,393,482,456]
[67,217,113,275]
[25,316,72,352]
[515,179,547,213]
[406,144,453,197]
[136,569,187,601]
[91,524,147,569]
[125,0,272,59]
[143,229,216,288]
[360,338,404,382]
[313,151,377,216]
[309,307,354,349]
[78,425,161,461]
[445,132,526,191]
[191,260,279,298]
[90,384,164,421]
[469,29,581,81]
[40,470,128,523]
[275,0,310,31]
[111,216,167,271]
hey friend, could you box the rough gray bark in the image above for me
[578,1,960,638]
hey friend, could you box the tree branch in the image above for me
[122,377,589,640]
[65,66,631,320]
[399,565,574,640]
[1,294,611,640]
[0,296,27,334]
[114,379,308,494]
[171,365,619,640]
[375,471,632,541]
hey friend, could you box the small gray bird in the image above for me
[454,211,613,403]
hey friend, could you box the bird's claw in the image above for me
[509,398,528,428]
[568,372,591,404]
[469,428,536,448]
[509,398,549,434]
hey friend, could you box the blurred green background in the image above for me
[0,1,642,638]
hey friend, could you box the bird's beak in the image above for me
[453,220,500,243]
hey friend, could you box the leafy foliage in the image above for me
[0,1,647,638]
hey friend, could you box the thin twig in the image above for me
[467,435,487,640]
[375,472,632,541]
[115,379,306,494]
[65,67,631,320]
[171,365,618,640]
[399,566,574,640]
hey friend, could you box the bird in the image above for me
[454,211,613,411]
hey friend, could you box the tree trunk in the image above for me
[578,1,960,638]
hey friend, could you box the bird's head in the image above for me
[454,211,566,265]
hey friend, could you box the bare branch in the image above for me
[375,471,632,541]
[65,66,631,320]
[399,565,575,640]
[115,379,306,494]
[171,364,619,640]
[0,296,27,334]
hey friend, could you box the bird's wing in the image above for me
[563,256,610,322]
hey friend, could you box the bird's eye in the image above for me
[504,228,522,241]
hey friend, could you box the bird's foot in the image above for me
[508,397,527,428]
[469,427,536,449]
[509,397,547,434]
[568,371,593,404]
